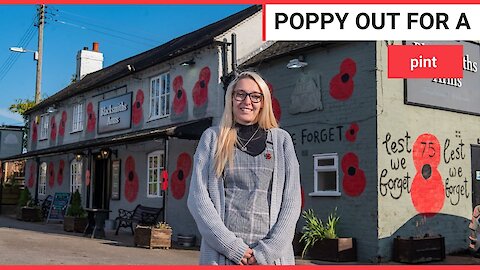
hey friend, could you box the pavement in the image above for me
[1,213,480,265]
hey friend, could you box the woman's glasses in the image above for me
[233,90,263,103]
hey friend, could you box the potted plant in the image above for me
[63,190,88,233]
[300,208,357,262]
[16,188,42,222]
[134,221,172,249]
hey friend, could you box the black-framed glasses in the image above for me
[233,90,263,103]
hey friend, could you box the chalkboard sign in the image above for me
[111,160,121,200]
[46,192,71,223]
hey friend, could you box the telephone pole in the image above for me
[35,4,45,104]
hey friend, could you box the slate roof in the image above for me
[28,5,261,114]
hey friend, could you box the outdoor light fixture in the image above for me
[286,56,308,69]
[180,59,195,66]
[9,47,38,60]
[46,105,57,114]
[100,148,110,159]
[75,152,85,162]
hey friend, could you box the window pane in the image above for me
[317,158,334,166]
[317,171,337,191]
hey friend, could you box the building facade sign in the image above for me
[405,41,479,115]
[98,92,132,134]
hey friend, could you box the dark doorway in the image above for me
[92,155,110,209]
[471,145,480,207]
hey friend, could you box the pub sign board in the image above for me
[98,91,132,134]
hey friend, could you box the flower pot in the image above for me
[307,238,357,262]
[134,225,172,249]
[18,207,42,222]
[393,235,445,263]
[64,216,89,233]
[177,234,196,247]
[293,232,305,256]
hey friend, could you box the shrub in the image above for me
[66,190,86,217]
[18,188,32,207]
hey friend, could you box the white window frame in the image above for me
[309,153,341,197]
[147,150,165,198]
[70,160,83,193]
[39,162,47,195]
[39,114,49,140]
[149,73,170,120]
[71,103,84,133]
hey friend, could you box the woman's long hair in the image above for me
[214,71,278,177]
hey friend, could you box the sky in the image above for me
[0,4,250,126]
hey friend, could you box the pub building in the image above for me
[2,5,264,244]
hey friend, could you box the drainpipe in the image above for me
[34,157,40,203]
[221,39,230,92]
[86,149,91,208]
[163,138,168,222]
[231,33,237,75]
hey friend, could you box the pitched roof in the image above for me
[28,5,261,114]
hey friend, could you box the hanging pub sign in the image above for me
[98,91,132,134]
[405,41,480,115]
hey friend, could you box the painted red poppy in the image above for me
[124,156,139,202]
[132,89,144,125]
[48,161,55,188]
[411,133,444,216]
[50,116,57,141]
[27,162,36,188]
[57,159,65,186]
[345,123,359,142]
[171,152,192,200]
[192,67,211,107]
[172,76,187,115]
[86,170,91,187]
[341,152,366,197]
[329,58,357,101]
[267,82,282,122]
[31,121,38,142]
[86,102,96,133]
[59,111,67,137]
[161,170,169,191]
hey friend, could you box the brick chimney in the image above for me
[76,42,104,81]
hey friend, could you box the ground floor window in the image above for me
[70,160,83,193]
[39,162,47,195]
[147,150,165,197]
[310,153,340,196]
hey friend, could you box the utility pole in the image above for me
[35,4,45,104]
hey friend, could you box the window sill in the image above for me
[146,195,164,199]
[308,191,341,197]
[146,115,170,123]
[70,129,83,134]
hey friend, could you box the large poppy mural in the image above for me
[86,102,96,133]
[27,162,36,188]
[171,152,193,200]
[48,161,55,188]
[330,58,357,101]
[124,156,139,202]
[132,89,144,126]
[31,121,38,143]
[411,133,445,216]
[192,67,211,117]
[50,115,57,141]
[59,111,67,137]
[57,159,65,186]
[267,82,282,122]
[341,152,366,197]
[171,76,188,120]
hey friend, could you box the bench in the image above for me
[115,204,163,235]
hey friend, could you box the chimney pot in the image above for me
[83,46,88,50]
[93,42,99,52]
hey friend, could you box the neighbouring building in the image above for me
[3,5,264,242]
[240,40,480,261]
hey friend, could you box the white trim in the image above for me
[71,102,84,133]
[312,153,340,196]
[39,162,47,195]
[149,73,170,120]
[39,114,49,140]
[70,160,83,193]
[309,191,342,197]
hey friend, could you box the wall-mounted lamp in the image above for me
[99,148,118,159]
[75,152,85,162]
[46,105,58,114]
[286,56,308,69]
[127,64,136,72]
[180,59,195,66]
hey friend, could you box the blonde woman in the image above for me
[187,71,301,265]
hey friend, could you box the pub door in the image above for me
[471,145,480,207]
[92,155,110,210]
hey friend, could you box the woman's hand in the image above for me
[240,248,253,265]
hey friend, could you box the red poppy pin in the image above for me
[265,152,272,160]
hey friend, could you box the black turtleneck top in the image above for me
[235,122,267,156]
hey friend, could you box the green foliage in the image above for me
[300,208,340,258]
[66,190,86,217]
[18,188,32,207]
[8,98,36,122]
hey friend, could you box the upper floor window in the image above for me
[149,73,170,119]
[39,114,49,140]
[72,103,84,132]
[39,162,47,195]
[310,153,340,197]
[147,150,165,197]
[70,160,83,193]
